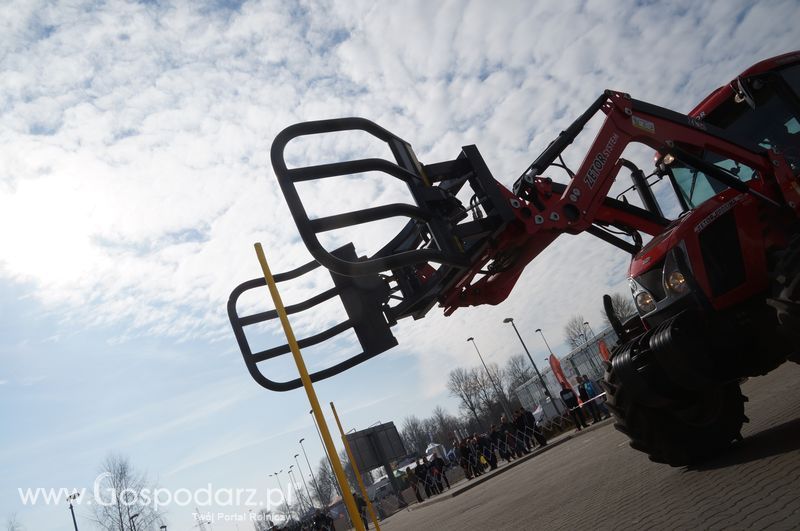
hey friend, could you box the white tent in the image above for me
[425,442,447,460]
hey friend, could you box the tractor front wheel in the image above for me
[603,357,746,467]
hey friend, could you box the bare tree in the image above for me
[564,314,588,349]
[92,454,165,531]
[337,450,358,492]
[288,487,312,519]
[421,417,439,447]
[471,365,509,422]
[400,415,429,456]
[253,509,273,531]
[314,458,335,506]
[504,354,533,392]
[430,406,462,444]
[447,367,483,428]
[6,514,23,531]
[486,363,511,407]
[603,292,636,326]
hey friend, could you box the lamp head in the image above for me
[299,438,305,444]
[467,337,474,342]
[535,328,542,333]
[503,318,513,323]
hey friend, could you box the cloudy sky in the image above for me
[1,0,798,529]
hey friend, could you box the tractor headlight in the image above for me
[665,270,688,294]
[635,290,656,314]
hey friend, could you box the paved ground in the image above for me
[380,362,800,530]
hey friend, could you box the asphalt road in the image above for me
[381,361,800,530]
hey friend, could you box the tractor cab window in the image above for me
[780,63,800,101]
[706,67,800,175]
[668,64,800,210]
[670,152,757,209]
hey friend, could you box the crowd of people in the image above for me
[400,404,550,507]
[404,376,612,506]
[405,451,451,502]
[284,377,610,530]
[456,406,549,480]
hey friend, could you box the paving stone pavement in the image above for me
[380,362,800,530]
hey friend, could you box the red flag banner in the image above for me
[550,354,581,405]
[549,354,570,388]
[598,339,612,362]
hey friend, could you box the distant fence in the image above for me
[515,326,618,423]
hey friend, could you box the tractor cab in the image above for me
[626,53,800,325]
[664,53,800,212]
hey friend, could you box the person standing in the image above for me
[500,415,520,459]
[352,491,369,530]
[406,466,423,503]
[560,383,588,430]
[513,410,530,454]
[490,424,506,463]
[585,375,611,419]
[427,456,444,494]
[311,509,334,530]
[432,453,451,490]
[578,375,602,424]
[525,407,547,447]
[458,439,473,479]
[415,458,433,497]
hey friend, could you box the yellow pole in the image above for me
[254,243,365,531]
[330,401,382,531]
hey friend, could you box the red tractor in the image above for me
[229,52,800,465]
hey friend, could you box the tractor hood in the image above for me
[629,219,683,278]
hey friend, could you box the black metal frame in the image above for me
[270,117,471,277]
[227,244,397,392]
[269,117,517,321]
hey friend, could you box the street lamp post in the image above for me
[270,470,285,495]
[503,318,560,413]
[288,467,304,516]
[301,433,331,500]
[467,337,512,417]
[129,513,139,531]
[269,470,286,519]
[581,320,604,376]
[67,491,80,531]
[535,328,556,357]
[294,453,315,509]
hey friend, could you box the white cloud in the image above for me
[0,0,798,387]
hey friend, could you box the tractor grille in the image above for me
[697,210,745,296]
[635,262,666,301]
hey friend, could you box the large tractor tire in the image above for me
[603,358,746,467]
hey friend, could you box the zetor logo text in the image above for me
[583,133,619,189]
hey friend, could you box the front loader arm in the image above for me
[439,90,787,314]
[229,90,788,391]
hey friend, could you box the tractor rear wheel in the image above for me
[603,357,746,466]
